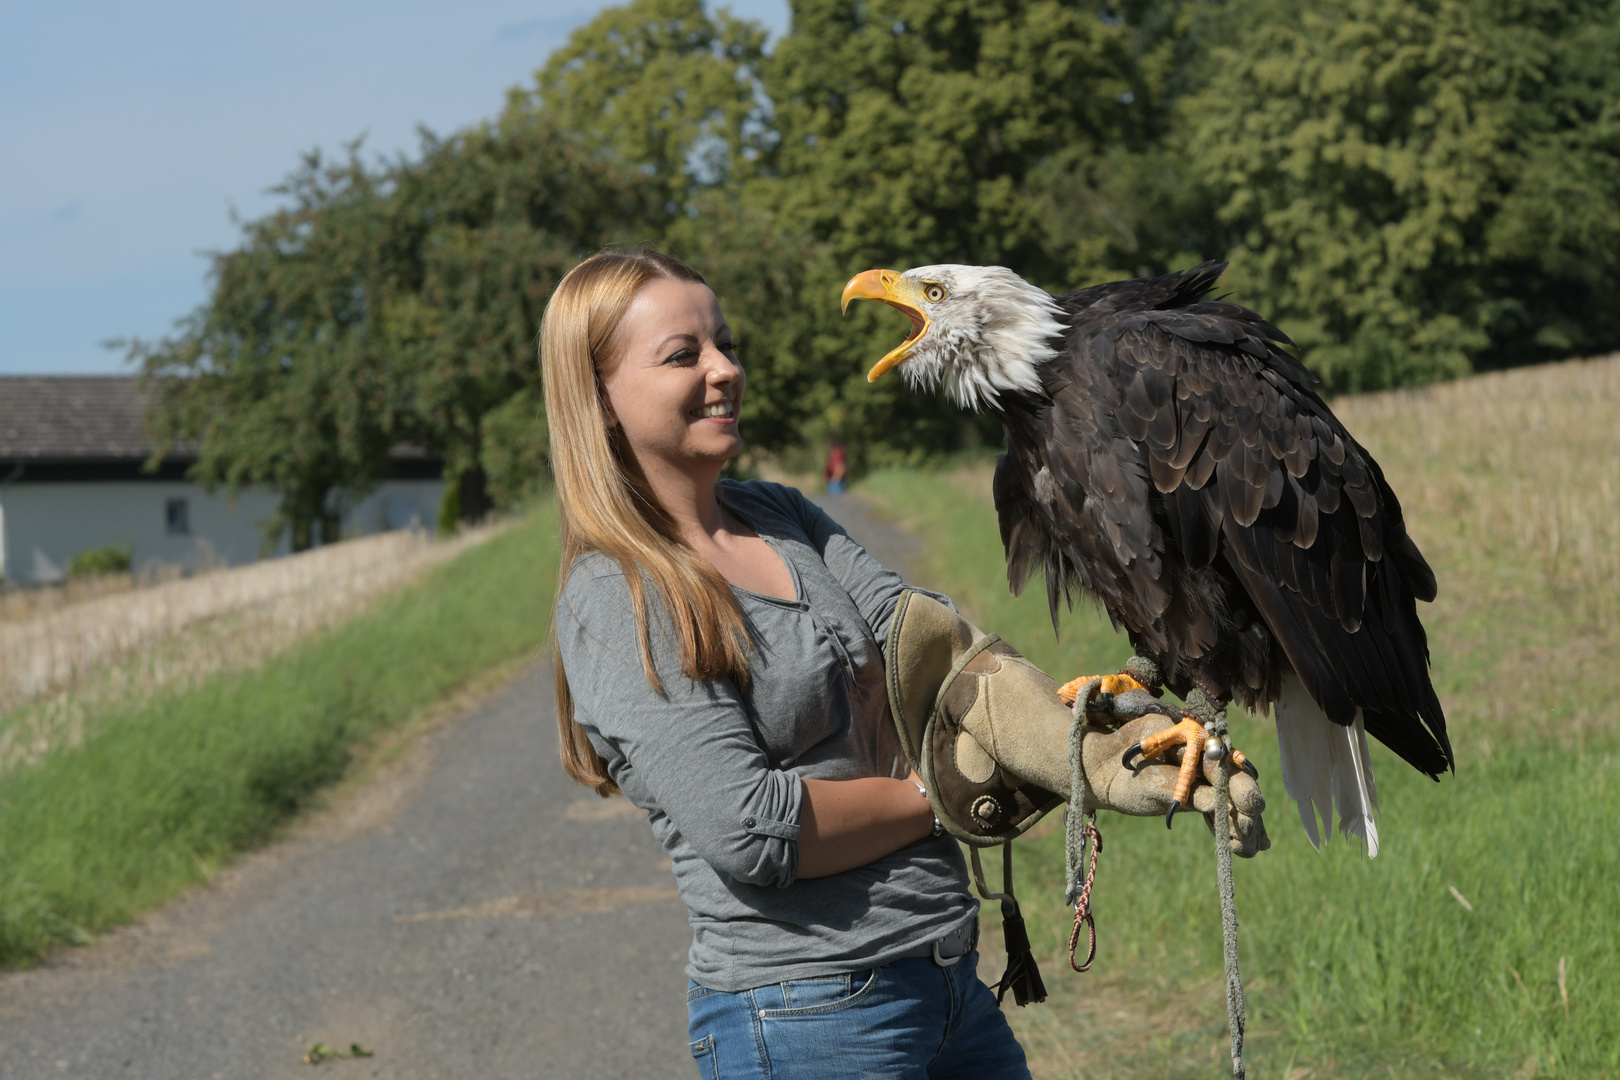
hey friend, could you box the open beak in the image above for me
[840,269,929,383]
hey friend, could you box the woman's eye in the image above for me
[665,349,698,365]
[924,284,946,303]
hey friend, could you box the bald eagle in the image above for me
[842,262,1453,855]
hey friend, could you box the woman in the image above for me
[543,250,1261,1078]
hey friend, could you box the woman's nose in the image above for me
[705,348,742,383]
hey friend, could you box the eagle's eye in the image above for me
[923,283,947,303]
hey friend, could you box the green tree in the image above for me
[137,147,400,550]
[734,0,1226,467]
[765,0,1139,277]
[1180,0,1620,390]
[372,115,660,509]
[524,0,773,209]
[136,121,660,546]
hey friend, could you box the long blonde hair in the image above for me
[542,249,752,796]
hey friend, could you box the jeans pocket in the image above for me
[757,968,879,1018]
[690,1033,719,1080]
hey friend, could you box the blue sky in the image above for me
[0,1,790,375]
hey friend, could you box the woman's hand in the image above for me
[1079,715,1270,857]
[797,774,938,879]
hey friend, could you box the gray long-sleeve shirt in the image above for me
[555,480,977,992]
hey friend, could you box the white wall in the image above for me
[0,478,444,585]
[345,480,445,537]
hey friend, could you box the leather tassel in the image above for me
[971,843,1048,1007]
[994,897,1048,1006]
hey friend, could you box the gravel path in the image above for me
[0,489,916,1080]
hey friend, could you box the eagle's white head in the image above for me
[840,264,1067,411]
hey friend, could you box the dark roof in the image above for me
[0,376,168,462]
[0,376,441,480]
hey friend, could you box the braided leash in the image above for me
[1210,722,1248,1079]
[1064,680,1102,973]
[1183,693,1248,1080]
[1066,818,1102,972]
[1068,678,1248,1077]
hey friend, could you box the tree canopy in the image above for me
[1182,0,1620,389]
[135,0,1620,541]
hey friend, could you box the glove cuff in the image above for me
[885,590,1064,846]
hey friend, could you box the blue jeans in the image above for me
[686,952,1031,1079]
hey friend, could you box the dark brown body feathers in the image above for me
[992,262,1453,778]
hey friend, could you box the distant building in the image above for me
[0,377,445,586]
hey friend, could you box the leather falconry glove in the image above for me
[885,591,1268,857]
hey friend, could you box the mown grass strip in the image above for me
[0,504,560,968]
[860,466,1619,1079]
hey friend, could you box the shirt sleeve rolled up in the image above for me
[557,559,804,888]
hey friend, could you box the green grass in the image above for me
[860,466,1620,1079]
[0,504,561,968]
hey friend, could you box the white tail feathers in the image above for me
[1274,670,1381,857]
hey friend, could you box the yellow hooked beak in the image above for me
[840,269,930,383]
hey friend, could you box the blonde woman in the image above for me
[543,250,1269,1078]
[545,247,1027,1078]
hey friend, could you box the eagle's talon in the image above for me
[1122,742,1146,773]
[1057,672,1154,709]
[1127,715,1258,825]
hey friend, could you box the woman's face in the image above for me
[600,278,743,479]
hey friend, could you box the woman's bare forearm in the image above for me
[796,775,936,879]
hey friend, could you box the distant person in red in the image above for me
[824,441,847,495]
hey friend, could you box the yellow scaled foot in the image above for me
[1121,717,1259,828]
[1138,717,1208,825]
[1056,673,1152,707]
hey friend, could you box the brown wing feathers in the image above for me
[995,264,1453,780]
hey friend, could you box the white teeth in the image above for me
[699,402,733,418]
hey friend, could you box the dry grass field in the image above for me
[1334,354,1619,613]
[0,525,501,773]
[1331,354,1620,750]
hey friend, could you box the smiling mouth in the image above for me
[695,401,735,419]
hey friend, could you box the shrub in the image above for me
[68,545,133,580]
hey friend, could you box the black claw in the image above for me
[1122,742,1145,773]
[1241,758,1260,780]
[1164,800,1180,828]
